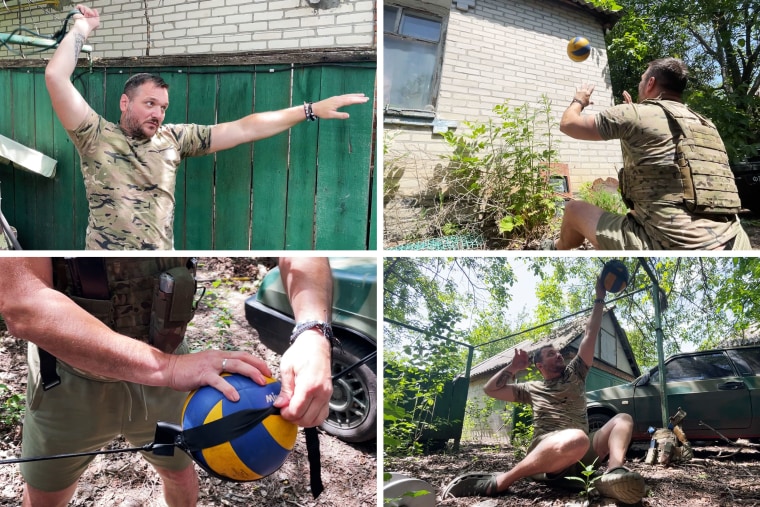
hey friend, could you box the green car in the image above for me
[586,344,760,441]
[245,258,377,443]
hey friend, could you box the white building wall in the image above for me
[0,0,375,59]
[384,0,624,241]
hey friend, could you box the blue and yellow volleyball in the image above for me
[567,36,591,62]
[601,260,629,294]
[181,374,297,481]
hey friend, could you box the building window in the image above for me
[384,4,444,114]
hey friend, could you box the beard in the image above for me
[122,106,158,140]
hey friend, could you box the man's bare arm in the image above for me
[483,348,529,402]
[208,94,369,154]
[559,83,603,141]
[577,277,607,366]
[45,5,99,130]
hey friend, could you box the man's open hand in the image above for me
[312,93,370,120]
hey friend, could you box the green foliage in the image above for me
[566,458,601,497]
[383,351,456,456]
[439,96,563,244]
[510,403,534,460]
[0,383,25,428]
[605,0,760,161]
[383,131,406,203]
[576,182,627,215]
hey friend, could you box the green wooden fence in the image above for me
[0,61,376,250]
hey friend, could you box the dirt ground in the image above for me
[0,258,377,507]
[385,440,760,507]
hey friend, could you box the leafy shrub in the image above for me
[439,95,564,246]
[576,181,628,214]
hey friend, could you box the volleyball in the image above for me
[600,260,629,294]
[181,374,298,481]
[567,36,591,62]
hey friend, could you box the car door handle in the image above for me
[718,381,746,390]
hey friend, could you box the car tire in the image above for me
[588,412,612,432]
[323,338,377,443]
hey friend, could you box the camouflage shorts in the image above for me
[21,344,192,491]
[595,212,655,250]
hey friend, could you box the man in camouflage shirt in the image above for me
[550,57,750,250]
[444,276,646,504]
[46,5,369,250]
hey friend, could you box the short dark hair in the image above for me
[645,58,689,94]
[123,73,169,98]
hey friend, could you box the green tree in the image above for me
[605,0,760,161]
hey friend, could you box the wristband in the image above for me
[594,298,605,304]
[571,98,586,109]
[304,102,318,122]
[290,320,333,346]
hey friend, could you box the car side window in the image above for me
[728,348,760,375]
[664,352,734,381]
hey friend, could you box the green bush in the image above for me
[576,181,628,215]
[440,95,564,246]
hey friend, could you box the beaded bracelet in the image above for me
[304,102,318,121]
[290,320,333,346]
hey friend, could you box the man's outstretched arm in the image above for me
[45,4,99,130]
[208,93,369,154]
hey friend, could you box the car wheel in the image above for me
[323,339,377,443]
[588,412,612,432]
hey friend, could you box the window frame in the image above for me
[383,3,448,120]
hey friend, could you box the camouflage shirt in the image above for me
[67,110,213,250]
[512,355,590,440]
[596,101,740,249]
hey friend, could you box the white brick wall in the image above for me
[0,0,375,58]
[385,0,624,203]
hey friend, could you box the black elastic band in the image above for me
[180,406,279,452]
[38,348,61,391]
[305,427,323,498]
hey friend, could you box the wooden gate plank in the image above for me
[160,68,190,249]
[33,71,55,247]
[251,64,291,249]
[12,70,36,248]
[288,66,322,249]
[314,64,375,250]
[183,70,217,250]
[0,69,15,232]
[215,69,254,249]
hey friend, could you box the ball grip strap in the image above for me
[179,406,279,453]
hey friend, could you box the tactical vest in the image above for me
[43,258,196,384]
[53,257,192,341]
[621,100,741,215]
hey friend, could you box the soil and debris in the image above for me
[385,440,760,506]
[0,258,376,506]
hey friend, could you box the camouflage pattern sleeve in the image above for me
[512,381,533,405]
[165,124,213,158]
[66,109,107,156]
[595,104,642,141]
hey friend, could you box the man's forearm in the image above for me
[46,23,90,82]
[483,363,517,401]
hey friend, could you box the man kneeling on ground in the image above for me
[550,57,750,250]
[443,276,646,504]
